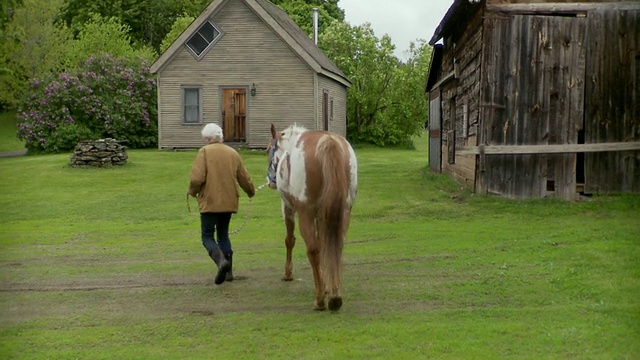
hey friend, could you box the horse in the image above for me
[267,124,358,311]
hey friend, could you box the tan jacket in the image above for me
[188,143,255,213]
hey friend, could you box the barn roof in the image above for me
[430,0,640,46]
[429,0,479,46]
[424,44,443,92]
[150,0,351,88]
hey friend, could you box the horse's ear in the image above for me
[270,124,276,139]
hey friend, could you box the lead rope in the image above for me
[187,182,270,235]
[229,182,270,235]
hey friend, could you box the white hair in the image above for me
[201,123,223,141]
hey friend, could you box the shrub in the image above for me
[17,53,157,153]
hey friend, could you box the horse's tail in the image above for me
[316,134,349,310]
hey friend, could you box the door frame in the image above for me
[220,86,248,143]
[322,89,329,131]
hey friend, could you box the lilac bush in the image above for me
[17,54,157,153]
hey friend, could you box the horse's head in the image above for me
[267,123,307,189]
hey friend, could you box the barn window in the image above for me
[186,21,222,57]
[183,87,201,123]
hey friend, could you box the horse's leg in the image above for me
[282,202,296,281]
[298,209,325,311]
[326,210,349,311]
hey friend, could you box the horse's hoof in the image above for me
[281,274,294,281]
[328,297,342,311]
[314,300,326,311]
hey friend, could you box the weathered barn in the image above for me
[150,0,350,149]
[426,0,640,200]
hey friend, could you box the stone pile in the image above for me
[70,138,128,167]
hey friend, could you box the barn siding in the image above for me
[442,135,477,187]
[429,0,639,199]
[437,8,483,190]
[157,0,316,149]
[478,13,587,199]
[584,8,640,193]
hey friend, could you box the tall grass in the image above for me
[0,133,638,359]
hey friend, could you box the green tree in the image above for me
[382,40,432,144]
[271,0,343,22]
[0,0,22,32]
[64,13,156,68]
[0,0,21,81]
[160,14,195,54]
[0,0,72,108]
[320,22,431,146]
[58,0,210,53]
[320,22,395,144]
[272,0,344,38]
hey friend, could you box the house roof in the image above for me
[150,0,351,87]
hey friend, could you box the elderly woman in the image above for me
[188,123,255,285]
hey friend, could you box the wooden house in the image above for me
[150,0,350,149]
[426,0,640,200]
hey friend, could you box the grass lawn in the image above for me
[0,111,25,152]
[0,132,638,359]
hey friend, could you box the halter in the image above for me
[267,139,279,185]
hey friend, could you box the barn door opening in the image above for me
[577,126,585,193]
[429,89,442,173]
[222,88,247,142]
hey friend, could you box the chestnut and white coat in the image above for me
[268,124,357,311]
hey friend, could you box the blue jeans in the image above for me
[200,212,233,256]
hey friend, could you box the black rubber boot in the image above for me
[225,253,234,282]
[208,248,230,285]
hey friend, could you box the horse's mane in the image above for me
[283,124,308,137]
[279,124,308,150]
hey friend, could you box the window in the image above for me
[186,21,221,57]
[183,88,201,123]
[330,98,334,121]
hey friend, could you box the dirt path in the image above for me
[0,149,27,158]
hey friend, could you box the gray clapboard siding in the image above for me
[152,0,350,150]
[158,0,314,148]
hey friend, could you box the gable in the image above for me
[253,0,348,84]
[150,0,350,88]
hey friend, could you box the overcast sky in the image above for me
[339,0,453,60]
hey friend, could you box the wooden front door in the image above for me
[222,88,247,142]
